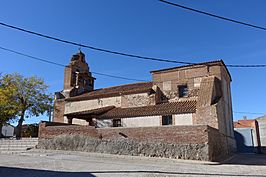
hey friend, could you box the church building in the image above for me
[44,50,237,161]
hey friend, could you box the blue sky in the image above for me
[1,0,266,124]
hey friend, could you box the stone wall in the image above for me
[121,93,155,108]
[38,122,231,161]
[38,135,209,160]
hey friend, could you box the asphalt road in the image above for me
[0,150,266,177]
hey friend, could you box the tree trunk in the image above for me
[0,123,3,138]
[16,111,25,139]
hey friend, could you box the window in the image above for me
[113,119,122,127]
[178,85,188,97]
[162,115,173,125]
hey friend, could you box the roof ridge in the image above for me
[93,81,152,92]
[150,59,231,81]
[66,81,153,101]
[150,60,224,73]
[99,81,152,89]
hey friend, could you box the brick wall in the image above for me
[38,122,233,161]
[207,126,233,161]
[63,67,72,90]
[97,125,208,144]
[39,122,208,144]
[39,122,98,139]
[151,62,234,141]
[53,99,65,123]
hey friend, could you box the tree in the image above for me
[0,74,19,137]
[0,73,53,138]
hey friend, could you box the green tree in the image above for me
[0,75,19,137]
[0,73,53,138]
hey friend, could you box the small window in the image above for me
[162,115,173,125]
[178,85,188,97]
[113,119,122,127]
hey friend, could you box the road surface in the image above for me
[0,150,265,177]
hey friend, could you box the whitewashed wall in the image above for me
[64,93,154,126]
[110,113,193,127]
[122,116,161,127]
[65,96,121,114]
[63,117,89,125]
[174,114,193,125]
[70,113,194,127]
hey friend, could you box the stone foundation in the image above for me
[38,121,234,161]
[38,135,209,161]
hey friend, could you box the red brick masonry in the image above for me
[39,121,231,161]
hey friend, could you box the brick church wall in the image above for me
[38,122,98,139]
[38,122,230,161]
[53,99,65,123]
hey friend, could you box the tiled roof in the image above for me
[64,106,116,118]
[66,82,153,102]
[99,100,196,119]
[234,120,256,128]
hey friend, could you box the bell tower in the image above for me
[63,50,95,97]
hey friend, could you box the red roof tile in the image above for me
[99,100,196,119]
[234,120,256,128]
[66,82,153,101]
[64,106,115,118]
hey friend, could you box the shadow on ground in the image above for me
[0,166,95,177]
[1,161,266,177]
[1,166,265,177]
[220,153,266,166]
[89,170,265,176]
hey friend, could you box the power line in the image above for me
[92,72,147,82]
[0,21,193,65]
[0,46,147,82]
[1,47,264,116]
[0,46,66,67]
[0,46,227,84]
[226,64,266,68]
[159,0,266,31]
[1,21,266,68]
[233,111,266,115]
